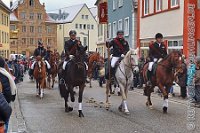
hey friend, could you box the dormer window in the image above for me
[30,0,34,6]
[63,15,66,19]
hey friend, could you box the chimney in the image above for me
[10,0,13,8]
[59,9,62,16]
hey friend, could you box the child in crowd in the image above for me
[194,56,200,107]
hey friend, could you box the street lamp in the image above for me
[80,30,89,52]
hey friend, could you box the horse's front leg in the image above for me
[78,84,85,117]
[64,91,73,112]
[145,86,154,109]
[162,86,170,114]
[36,81,39,96]
[52,75,55,88]
[118,83,130,115]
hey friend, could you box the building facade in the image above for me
[138,0,200,57]
[95,0,108,58]
[0,0,11,58]
[10,0,57,57]
[48,4,98,53]
[108,0,137,48]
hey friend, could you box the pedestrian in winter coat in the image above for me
[194,56,200,107]
[0,57,17,133]
[177,60,187,99]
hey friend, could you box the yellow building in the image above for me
[0,0,11,58]
[48,4,98,53]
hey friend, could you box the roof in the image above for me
[90,7,97,18]
[0,0,11,13]
[10,13,19,21]
[94,0,100,5]
[10,0,24,11]
[45,14,57,23]
[47,4,85,23]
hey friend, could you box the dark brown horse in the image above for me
[33,56,46,99]
[142,51,183,113]
[47,53,58,89]
[87,52,104,88]
[58,45,87,117]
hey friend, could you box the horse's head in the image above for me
[169,51,183,74]
[50,53,56,62]
[125,48,139,73]
[36,56,42,62]
[76,45,87,61]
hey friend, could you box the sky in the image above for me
[2,0,97,11]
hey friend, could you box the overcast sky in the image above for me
[2,0,96,11]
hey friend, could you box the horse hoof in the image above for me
[163,107,168,114]
[78,110,84,117]
[65,107,73,112]
[118,105,123,112]
[124,111,130,115]
[146,102,149,107]
[149,105,153,110]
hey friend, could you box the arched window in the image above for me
[29,0,34,6]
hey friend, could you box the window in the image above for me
[30,13,34,20]
[79,24,82,29]
[22,38,26,44]
[47,26,51,33]
[30,38,34,44]
[113,0,117,10]
[59,25,62,30]
[118,19,122,30]
[37,13,42,20]
[118,0,123,7]
[171,0,178,7]
[1,13,3,24]
[98,24,103,37]
[108,23,111,38]
[38,26,42,33]
[20,12,26,19]
[82,15,84,19]
[87,24,90,30]
[30,26,34,32]
[113,21,117,37]
[85,15,89,19]
[22,26,26,32]
[156,0,162,11]
[10,25,16,31]
[75,24,78,29]
[144,0,149,15]
[91,25,94,29]
[83,37,87,46]
[63,15,66,19]
[29,0,34,6]
[124,17,129,36]
[83,24,86,29]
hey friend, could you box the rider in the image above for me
[62,30,83,70]
[44,45,52,75]
[106,30,130,77]
[147,33,167,85]
[29,41,51,77]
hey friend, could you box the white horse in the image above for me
[106,48,139,115]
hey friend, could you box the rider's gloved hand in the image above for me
[69,55,74,59]
[121,54,125,58]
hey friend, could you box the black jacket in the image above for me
[107,37,129,57]
[0,73,12,103]
[64,39,81,55]
[44,50,52,61]
[34,47,47,58]
[149,42,167,61]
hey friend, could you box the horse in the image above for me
[58,45,87,117]
[87,52,104,88]
[33,56,46,99]
[47,53,58,89]
[105,48,139,115]
[142,51,183,113]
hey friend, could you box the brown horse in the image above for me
[33,56,46,99]
[47,53,58,89]
[87,52,104,88]
[142,51,183,113]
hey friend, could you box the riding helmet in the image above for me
[155,33,163,39]
[69,30,77,36]
[117,30,124,35]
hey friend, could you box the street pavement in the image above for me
[8,75,200,133]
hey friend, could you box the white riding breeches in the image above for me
[63,61,88,70]
[111,57,120,68]
[45,60,51,69]
[148,58,158,71]
[31,60,51,69]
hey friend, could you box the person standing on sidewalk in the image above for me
[194,56,200,107]
[0,57,17,133]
